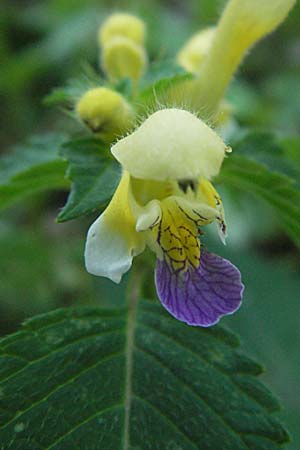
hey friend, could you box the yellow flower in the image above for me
[85,109,243,327]
[85,108,228,280]
[172,0,296,120]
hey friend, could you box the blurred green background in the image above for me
[1,0,300,447]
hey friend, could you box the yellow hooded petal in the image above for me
[111,108,229,182]
[84,171,145,282]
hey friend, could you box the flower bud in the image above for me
[111,108,228,181]
[101,36,147,83]
[177,27,215,74]
[76,87,135,142]
[99,13,146,46]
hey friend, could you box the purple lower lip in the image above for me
[155,249,244,327]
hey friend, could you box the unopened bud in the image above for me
[101,36,147,83]
[99,13,145,46]
[177,27,215,74]
[76,87,135,142]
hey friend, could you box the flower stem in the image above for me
[123,266,144,449]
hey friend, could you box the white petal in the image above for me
[85,213,143,283]
[84,171,145,283]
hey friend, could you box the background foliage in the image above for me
[0,0,300,448]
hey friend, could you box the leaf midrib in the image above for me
[123,291,139,449]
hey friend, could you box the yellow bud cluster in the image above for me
[98,13,147,84]
[76,87,134,142]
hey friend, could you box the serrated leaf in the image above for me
[57,137,120,222]
[0,134,68,210]
[218,132,300,245]
[0,299,289,449]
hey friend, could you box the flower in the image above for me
[85,108,244,326]
[171,0,296,121]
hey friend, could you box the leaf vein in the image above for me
[0,328,124,384]
[135,346,249,449]
[0,351,124,430]
[133,394,198,449]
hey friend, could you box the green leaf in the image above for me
[0,134,68,210]
[0,299,289,449]
[218,132,300,245]
[281,136,300,170]
[57,137,120,222]
[138,60,192,105]
[230,131,300,181]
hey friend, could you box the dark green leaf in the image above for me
[0,299,289,449]
[57,137,120,222]
[0,134,68,210]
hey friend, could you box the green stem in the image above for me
[123,267,144,450]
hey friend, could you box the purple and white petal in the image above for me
[155,250,244,327]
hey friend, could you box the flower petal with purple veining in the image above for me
[155,250,244,326]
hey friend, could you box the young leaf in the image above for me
[0,299,288,449]
[0,134,68,210]
[57,137,120,222]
